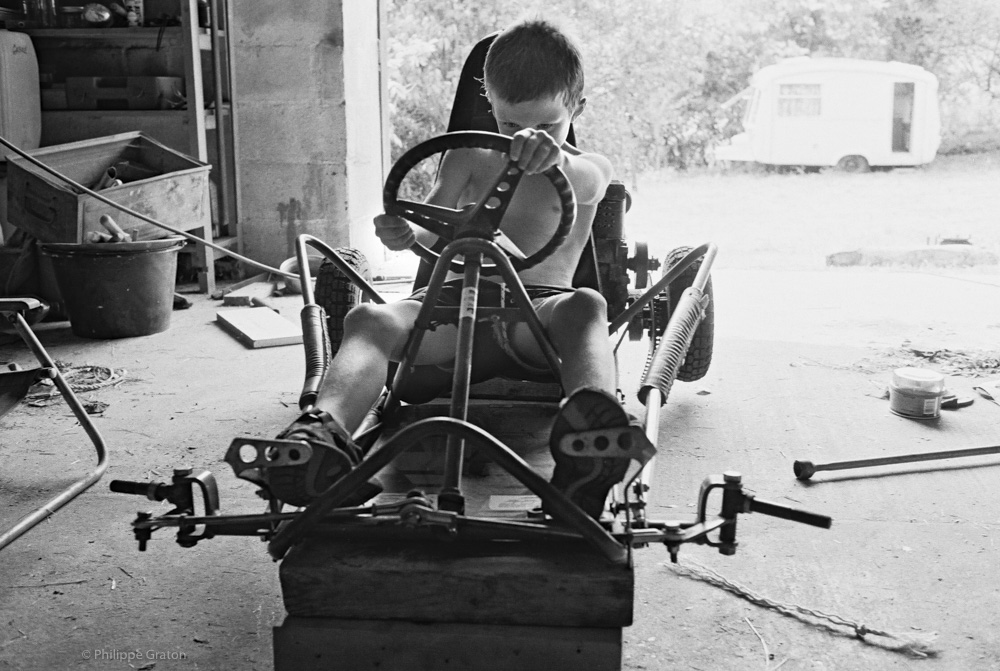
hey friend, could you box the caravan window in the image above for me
[777,84,821,116]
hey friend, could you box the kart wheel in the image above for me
[314,248,370,358]
[664,246,714,382]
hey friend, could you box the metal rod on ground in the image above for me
[794,444,1000,480]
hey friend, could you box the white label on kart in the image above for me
[488,495,541,511]
[460,285,479,318]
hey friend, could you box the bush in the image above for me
[385,0,1000,176]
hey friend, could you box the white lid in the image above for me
[892,367,945,392]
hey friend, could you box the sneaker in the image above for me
[548,387,634,519]
[266,410,382,507]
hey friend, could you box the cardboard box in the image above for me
[5,132,210,244]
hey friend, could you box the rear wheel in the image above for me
[663,246,714,382]
[313,248,370,358]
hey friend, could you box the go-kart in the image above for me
[110,128,831,670]
[109,29,830,669]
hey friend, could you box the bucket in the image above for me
[279,254,324,294]
[889,367,945,419]
[40,237,184,338]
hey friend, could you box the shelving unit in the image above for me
[16,0,239,293]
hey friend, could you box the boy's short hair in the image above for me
[483,20,585,109]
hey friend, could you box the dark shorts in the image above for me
[404,278,570,312]
[394,279,572,401]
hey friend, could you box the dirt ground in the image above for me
[2,152,999,670]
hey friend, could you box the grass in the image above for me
[625,151,1000,271]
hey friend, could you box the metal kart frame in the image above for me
[0,298,110,549]
[112,133,831,564]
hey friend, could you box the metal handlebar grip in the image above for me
[109,479,165,501]
[748,496,832,529]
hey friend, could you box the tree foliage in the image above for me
[385,0,1000,180]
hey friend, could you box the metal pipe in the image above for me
[0,313,109,550]
[297,234,386,305]
[208,0,229,236]
[794,444,1000,480]
[638,387,662,506]
[441,253,482,499]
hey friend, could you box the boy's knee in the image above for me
[343,304,410,344]
[550,288,608,332]
[558,288,607,321]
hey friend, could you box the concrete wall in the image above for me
[231,0,385,268]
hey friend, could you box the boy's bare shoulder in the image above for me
[563,143,613,170]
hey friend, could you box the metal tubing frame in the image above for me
[269,234,718,563]
[622,243,717,520]
[0,309,110,550]
[385,238,563,502]
[440,253,482,500]
[295,234,387,306]
[267,416,628,564]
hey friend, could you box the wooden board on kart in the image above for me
[377,395,557,517]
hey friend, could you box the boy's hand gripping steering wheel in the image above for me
[382,131,577,273]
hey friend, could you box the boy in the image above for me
[269,19,637,520]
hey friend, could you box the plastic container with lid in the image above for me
[889,367,945,419]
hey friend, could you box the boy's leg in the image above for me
[269,300,459,506]
[510,288,634,519]
[508,287,615,397]
[316,300,421,432]
[548,387,632,519]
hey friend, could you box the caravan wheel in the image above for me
[836,155,870,173]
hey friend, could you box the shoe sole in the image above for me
[548,388,631,519]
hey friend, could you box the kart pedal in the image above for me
[224,437,315,479]
[556,426,656,465]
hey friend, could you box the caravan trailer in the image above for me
[715,57,941,172]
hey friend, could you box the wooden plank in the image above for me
[280,535,633,627]
[273,617,622,671]
[221,280,277,306]
[215,307,301,348]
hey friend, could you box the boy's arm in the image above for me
[559,146,614,206]
[509,130,613,206]
[375,150,474,251]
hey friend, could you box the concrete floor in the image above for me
[1,266,999,670]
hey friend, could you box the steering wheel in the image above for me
[383,131,577,273]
